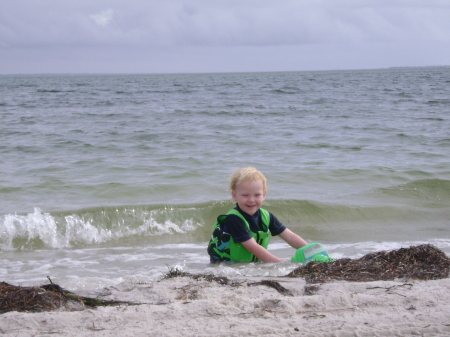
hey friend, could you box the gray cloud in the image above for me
[1,0,449,73]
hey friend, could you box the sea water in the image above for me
[1,67,449,290]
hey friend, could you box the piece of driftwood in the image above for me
[0,277,136,314]
[286,244,450,283]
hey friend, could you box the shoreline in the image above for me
[1,276,450,337]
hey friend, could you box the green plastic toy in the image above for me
[291,242,334,263]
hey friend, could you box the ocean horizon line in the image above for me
[1,64,449,77]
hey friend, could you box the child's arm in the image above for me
[279,229,308,249]
[241,238,284,263]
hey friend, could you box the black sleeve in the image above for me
[269,214,286,236]
[223,214,253,243]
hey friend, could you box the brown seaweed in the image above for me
[0,282,66,314]
[286,244,450,283]
[0,277,137,314]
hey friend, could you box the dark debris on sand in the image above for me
[0,277,136,314]
[248,280,294,296]
[0,282,66,314]
[163,268,293,296]
[287,244,450,283]
[162,268,244,286]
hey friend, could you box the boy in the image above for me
[208,167,308,263]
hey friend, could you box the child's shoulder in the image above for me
[224,212,245,222]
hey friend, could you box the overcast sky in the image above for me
[1,0,449,74]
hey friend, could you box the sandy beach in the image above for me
[1,275,449,337]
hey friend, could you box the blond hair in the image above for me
[229,167,268,194]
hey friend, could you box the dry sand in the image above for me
[1,276,449,337]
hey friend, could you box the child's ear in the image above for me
[231,190,237,200]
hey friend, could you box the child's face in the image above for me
[232,179,266,216]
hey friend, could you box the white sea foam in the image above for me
[0,207,203,250]
[64,214,113,245]
[1,208,67,250]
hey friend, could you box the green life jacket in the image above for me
[207,208,271,262]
